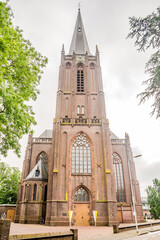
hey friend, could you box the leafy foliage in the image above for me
[146,178,160,219]
[127,8,160,118]
[0,161,21,204]
[0,1,48,157]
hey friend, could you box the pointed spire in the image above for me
[96,44,100,66]
[69,10,91,55]
[61,44,65,65]
[96,45,99,53]
[62,44,64,52]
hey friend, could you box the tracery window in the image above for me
[74,187,89,202]
[72,134,91,174]
[33,184,37,201]
[37,152,48,172]
[77,69,84,92]
[113,153,126,202]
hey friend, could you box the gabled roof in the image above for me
[110,131,119,139]
[69,9,91,55]
[39,129,52,138]
[24,159,48,181]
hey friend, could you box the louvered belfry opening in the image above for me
[77,69,84,92]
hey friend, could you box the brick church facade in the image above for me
[15,9,144,226]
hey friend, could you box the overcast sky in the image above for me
[3,0,160,196]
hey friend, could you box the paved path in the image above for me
[10,223,160,240]
[129,231,160,240]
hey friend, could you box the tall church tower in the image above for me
[15,9,144,226]
[46,9,118,226]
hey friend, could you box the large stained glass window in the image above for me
[74,187,89,202]
[72,134,91,174]
[113,153,126,202]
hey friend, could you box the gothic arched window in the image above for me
[66,62,71,69]
[72,134,91,174]
[33,184,37,201]
[90,62,95,69]
[74,187,89,202]
[113,153,126,202]
[37,152,48,172]
[77,67,84,92]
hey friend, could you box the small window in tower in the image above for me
[77,106,80,114]
[78,27,81,32]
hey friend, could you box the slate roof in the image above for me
[69,9,91,55]
[110,131,119,139]
[24,159,48,181]
[39,129,52,138]
[39,129,119,140]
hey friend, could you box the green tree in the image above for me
[0,1,48,157]
[0,161,21,204]
[127,8,160,118]
[146,178,160,219]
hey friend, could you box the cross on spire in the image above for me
[78,2,81,11]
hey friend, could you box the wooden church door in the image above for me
[74,203,90,225]
[73,187,90,225]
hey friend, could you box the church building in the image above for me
[15,9,144,226]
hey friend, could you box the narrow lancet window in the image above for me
[33,184,37,201]
[113,153,126,202]
[44,185,47,202]
[24,185,27,201]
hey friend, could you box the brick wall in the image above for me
[9,229,78,240]
[0,219,11,240]
[0,205,16,219]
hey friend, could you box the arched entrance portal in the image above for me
[73,187,90,225]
